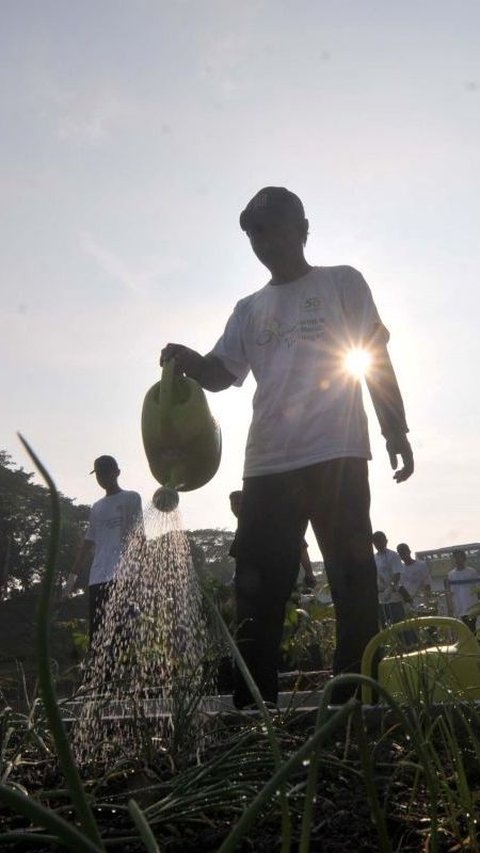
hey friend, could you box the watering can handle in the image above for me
[159,357,175,406]
[361,616,478,705]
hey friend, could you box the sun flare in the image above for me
[345,347,372,379]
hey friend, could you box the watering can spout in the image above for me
[141,361,222,493]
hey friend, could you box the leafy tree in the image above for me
[187,528,235,583]
[0,450,90,596]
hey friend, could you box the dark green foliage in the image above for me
[187,528,235,583]
[0,450,90,595]
[282,595,335,671]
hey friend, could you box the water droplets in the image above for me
[73,501,213,765]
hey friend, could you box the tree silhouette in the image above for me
[0,450,90,596]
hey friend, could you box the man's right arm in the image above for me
[160,344,236,392]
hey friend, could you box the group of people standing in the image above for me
[372,532,479,632]
[372,532,431,628]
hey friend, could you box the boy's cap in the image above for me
[90,455,119,474]
[239,186,305,231]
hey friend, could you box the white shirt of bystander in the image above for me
[374,548,404,605]
[400,560,431,607]
[447,565,480,618]
[86,490,143,585]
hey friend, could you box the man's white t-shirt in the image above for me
[400,560,431,606]
[210,265,387,478]
[374,548,404,605]
[86,490,143,585]
[447,566,479,617]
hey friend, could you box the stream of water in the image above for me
[73,501,214,765]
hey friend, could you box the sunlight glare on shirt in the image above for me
[345,347,372,379]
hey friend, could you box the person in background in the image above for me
[447,549,480,633]
[161,186,413,708]
[64,455,143,642]
[298,538,317,590]
[396,542,431,611]
[373,531,405,627]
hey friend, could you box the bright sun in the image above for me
[345,348,372,378]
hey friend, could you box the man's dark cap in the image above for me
[239,187,305,231]
[90,455,119,475]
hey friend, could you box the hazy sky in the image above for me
[2,1,479,558]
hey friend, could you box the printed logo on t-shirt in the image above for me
[299,317,325,341]
[256,319,299,347]
[256,316,326,349]
[304,296,322,311]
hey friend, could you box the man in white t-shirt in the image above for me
[161,186,414,707]
[64,455,143,641]
[372,531,405,626]
[447,550,479,633]
[396,542,431,610]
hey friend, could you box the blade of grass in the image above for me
[0,782,103,853]
[204,592,293,852]
[428,709,477,846]
[217,698,357,853]
[128,798,163,852]
[17,434,104,850]
[0,833,60,847]
[352,704,392,852]
[300,673,441,853]
[299,674,355,853]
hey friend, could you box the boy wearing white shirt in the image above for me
[65,455,143,641]
[372,531,405,626]
[396,542,431,610]
[447,550,479,633]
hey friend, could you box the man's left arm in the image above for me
[365,331,414,483]
[340,267,413,483]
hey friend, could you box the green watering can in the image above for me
[141,359,222,504]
